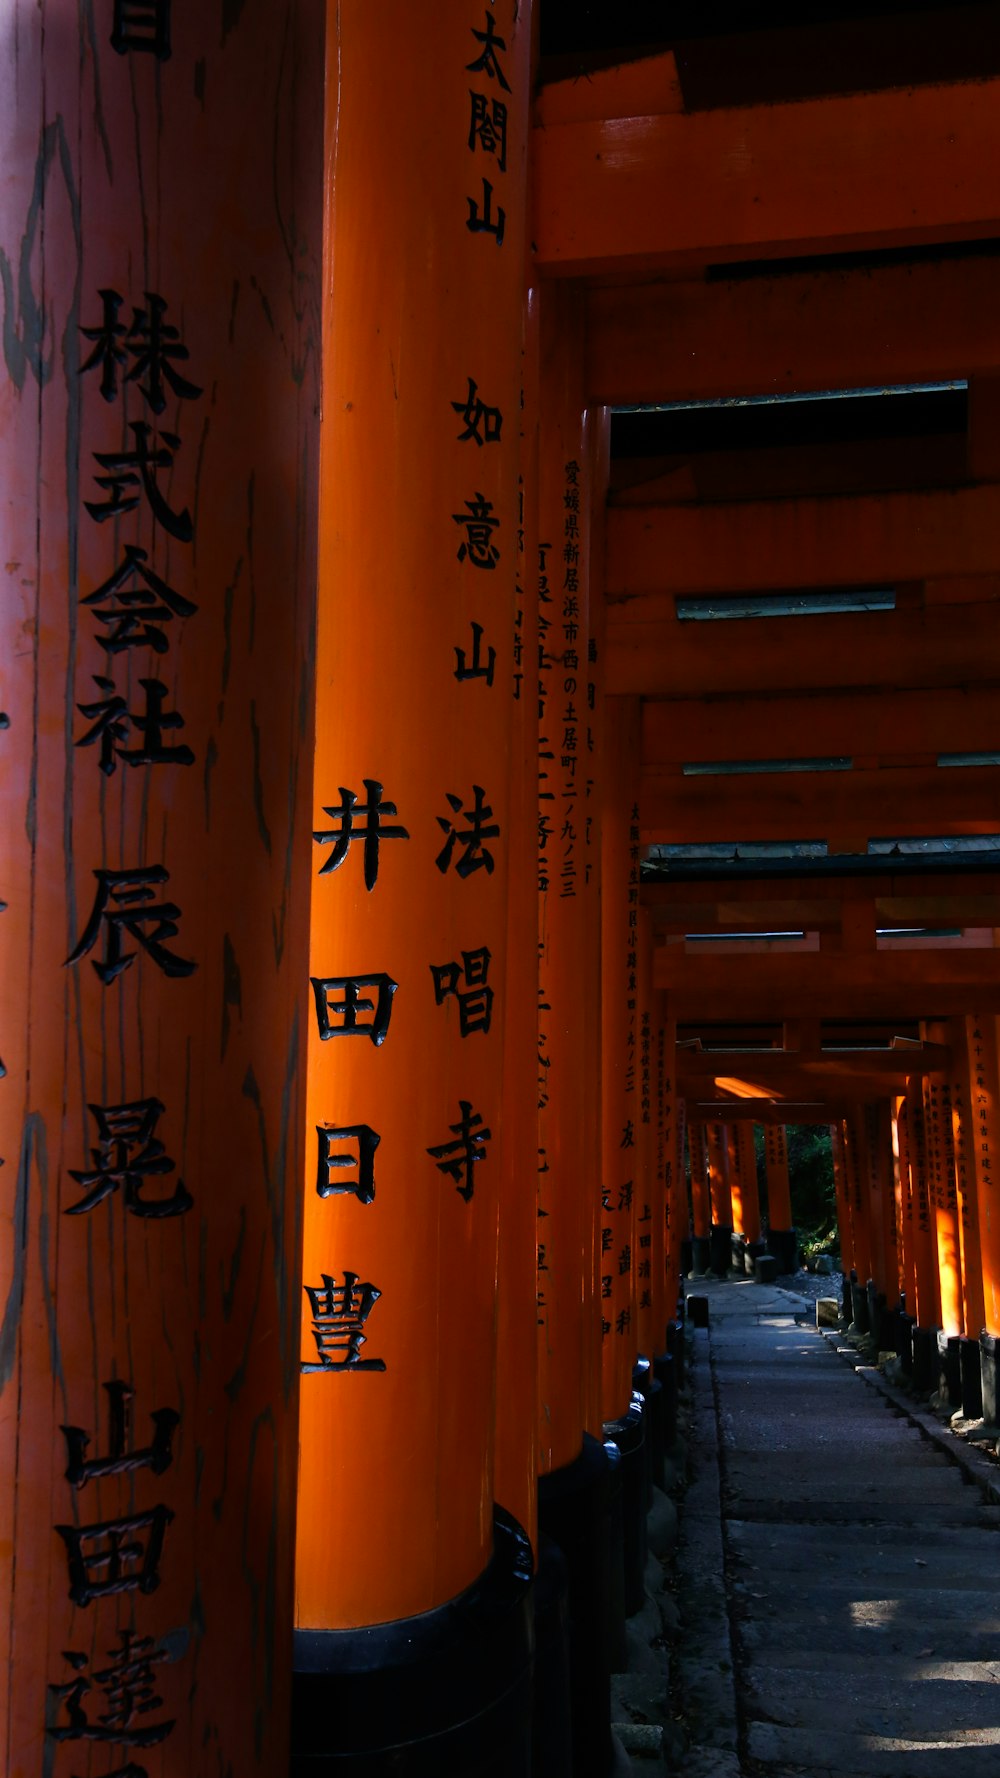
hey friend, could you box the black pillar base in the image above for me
[849,1279,871,1336]
[603,1396,647,1621]
[960,1334,984,1419]
[938,1333,963,1409]
[666,1316,685,1389]
[645,1373,667,1492]
[538,1435,618,1778]
[690,1234,712,1276]
[842,1269,855,1322]
[766,1227,798,1274]
[911,1323,940,1395]
[654,1350,677,1455]
[291,1507,533,1777]
[709,1224,733,1278]
[980,1330,998,1425]
[687,1294,709,1330]
[897,1311,915,1376]
[531,1537,573,1778]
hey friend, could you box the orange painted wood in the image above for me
[536,47,683,127]
[726,1126,745,1238]
[583,409,610,1439]
[892,1098,917,1314]
[706,1123,733,1230]
[905,1079,942,1327]
[585,257,1000,407]
[534,75,1000,277]
[645,882,1000,935]
[642,686,1000,770]
[922,1025,965,1338]
[600,698,642,1415]
[536,284,595,1476]
[831,1123,855,1276]
[763,1126,793,1232]
[688,1123,712,1242]
[607,600,1000,701]
[636,914,659,1358]
[297,0,531,1628]
[949,1036,987,1340]
[612,435,969,509]
[1,8,322,1774]
[495,283,540,1544]
[737,1125,762,1246]
[963,1013,1000,1337]
[653,948,1000,1021]
[659,1007,680,1319]
[609,485,1000,605]
[843,1111,873,1286]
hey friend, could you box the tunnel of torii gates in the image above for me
[7,2,1000,1775]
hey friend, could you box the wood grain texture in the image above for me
[0,4,322,1772]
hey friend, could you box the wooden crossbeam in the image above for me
[534,70,1000,277]
[585,256,1000,406]
[607,600,1000,697]
[607,484,1000,601]
[640,764,1000,844]
[686,1099,852,1125]
[645,894,1000,935]
[655,948,1000,1018]
[641,686,1000,767]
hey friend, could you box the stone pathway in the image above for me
[677,1276,1000,1777]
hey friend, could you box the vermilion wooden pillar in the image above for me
[949,1031,986,1340]
[689,1123,712,1253]
[764,1126,794,1232]
[495,284,540,1545]
[963,1013,1000,1338]
[1,11,322,1776]
[296,0,532,1659]
[601,697,641,1419]
[893,1095,917,1312]
[706,1122,733,1223]
[905,1076,942,1328]
[727,1124,746,1238]
[636,911,659,1357]
[831,1121,856,1276]
[583,409,610,1441]
[659,1004,679,1324]
[844,1109,873,1286]
[536,283,595,1478]
[737,1123,762,1245]
[922,1058,963,1339]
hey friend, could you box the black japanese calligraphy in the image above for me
[48,1632,174,1748]
[67,867,196,983]
[465,11,511,90]
[66,1098,192,1217]
[316,1123,380,1205]
[427,1100,491,1202]
[301,1272,386,1372]
[430,946,493,1036]
[111,0,171,60]
[76,676,194,774]
[435,786,499,877]
[82,544,196,655]
[454,619,497,686]
[452,492,500,568]
[80,291,199,411]
[311,973,397,1044]
[61,1380,179,1485]
[56,1506,173,1607]
[465,178,505,244]
[86,422,193,541]
[313,781,409,890]
[451,377,503,445]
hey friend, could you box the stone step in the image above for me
[741,1616,1000,1661]
[748,1719,1000,1776]
[744,1665,1000,1732]
[725,1499,999,1527]
[728,1518,1000,1554]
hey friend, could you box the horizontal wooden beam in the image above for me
[586,255,1000,406]
[607,484,1000,602]
[642,685,1000,767]
[678,1042,951,1081]
[640,764,1000,844]
[686,1099,852,1125]
[609,434,969,508]
[607,600,1000,698]
[644,871,1000,913]
[657,949,1000,1018]
[647,895,1000,935]
[534,72,1000,277]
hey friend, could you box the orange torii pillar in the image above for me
[495,285,539,1557]
[904,1076,944,1393]
[842,1111,875,1332]
[294,5,534,1771]
[533,290,618,1776]
[764,1125,798,1275]
[962,1013,1000,1424]
[831,1121,855,1317]
[948,1026,988,1417]
[706,1120,734,1276]
[737,1123,764,1272]
[688,1122,713,1275]
[599,695,648,1621]
[892,1095,918,1318]
[865,1102,901,1350]
[0,14,321,1776]
[921,1037,964,1407]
